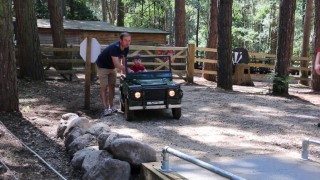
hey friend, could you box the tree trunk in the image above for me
[299,0,312,86]
[312,0,320,91]
[272,0,296,95]
[217,0,233,90]
[174,0,186,47]
[117,0,124,26]
[48,0,67,48]
[48,0,72,76]
[14,0,44,80]
[0,0,19,112]
[196,0,200,50]
[204,0,218,82]
[101,0,107,21]
[270,2,278,54]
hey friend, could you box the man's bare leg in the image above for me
[108,84,115,107]
[100,85,108,109]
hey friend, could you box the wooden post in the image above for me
[187,44,195,83]
[84,37,92,109]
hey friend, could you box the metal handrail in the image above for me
[160,146,246,180]
[301,137,320,160]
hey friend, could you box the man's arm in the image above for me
[111,56,125,72]
[111,56,133,73]
[315,50,320,75]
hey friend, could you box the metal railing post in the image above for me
[301,138,320,160]
[160,146,245,180]
[160,146,171,172]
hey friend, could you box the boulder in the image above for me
[61,113,79,121]
[81,150,113,174]
[82,158,131,180]
[64,127,85,148]
[85,122,111,137]
[63,117,91,138]
[110,138,156,167]
[99,132,132,152]
[57,113,79,139]
[71,146,99,169]
[67,134,96,157]
[97,132,113,149]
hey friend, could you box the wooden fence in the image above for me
[38,43,312,82]
[190,44,312,82]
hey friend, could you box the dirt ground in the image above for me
[1,73,320,179]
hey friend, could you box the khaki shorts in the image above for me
[97,67,117,86]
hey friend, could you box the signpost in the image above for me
[80,37,101,109]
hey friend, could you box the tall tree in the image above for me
[195,0,200,49]
[272,0,296,95]
[48,0,67,48]
[312,0,320,91]
[48,0,71,74]
[0,0,19,112]
[217,0,233,90]
[299,0,312,86]
[270,2,278,54]
[117,0,124,26]
[174,0,186,46]
[204,0,218,82]
[14,0,44,80]
[101,0,107,21]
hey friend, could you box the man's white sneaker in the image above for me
[103,108,112,116]
[110,106,118,113]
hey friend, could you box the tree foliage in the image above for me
[36,0,98,20]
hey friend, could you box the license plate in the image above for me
[147,101,164,105]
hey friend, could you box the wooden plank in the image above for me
[195,58,218,64]
[195,47,217,52]
[171,63,186,66]
[289,67,311,71]
[130,45,187,51]
[248,63,274,68]
[291,77,311,81]
[42,59,84,64]
[172,49,187,60]
[194,69,217,75]
[251,74,270,78]
[54,69,85,74]
[249,52,276,58]
[85,37,92,110]
[41,47,80,52]
[172,69,186,74]
[187,44,195,83]
[291,57,310,61]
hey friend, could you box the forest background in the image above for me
[35,0,311,55]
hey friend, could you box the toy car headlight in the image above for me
[134,92,141,99]
[168,90,175,97]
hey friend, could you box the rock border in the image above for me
[57,113,157,180]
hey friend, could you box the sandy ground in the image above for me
[1,74,320,179]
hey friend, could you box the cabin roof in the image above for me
[37,19,170,34]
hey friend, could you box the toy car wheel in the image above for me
[125,99,134,121]
[172,108,181,119]
[120,92,125,112]
[120,100,125,112]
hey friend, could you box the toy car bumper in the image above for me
[129,104,181,110]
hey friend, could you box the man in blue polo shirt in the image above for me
[96,32,133,116]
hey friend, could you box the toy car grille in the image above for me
[145,90,166,101]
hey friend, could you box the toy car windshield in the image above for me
[125,55,172,74]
